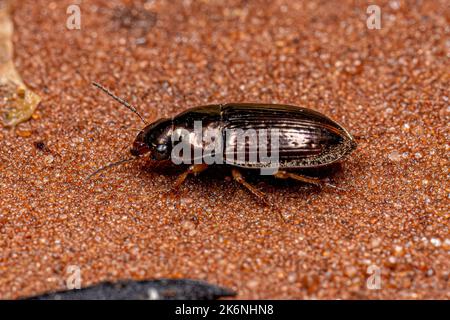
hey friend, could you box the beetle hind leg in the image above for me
[273,170,322,186]
[231,168,270,206]
[273,170,347,191]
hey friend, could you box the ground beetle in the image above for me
[90,83,357,205]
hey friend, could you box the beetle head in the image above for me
[130,118,173,160]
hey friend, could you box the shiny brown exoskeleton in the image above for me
[90,83,357,206]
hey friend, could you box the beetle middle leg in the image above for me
[273,170,322,186]
[172,163,209,189]
[231,168,270,206]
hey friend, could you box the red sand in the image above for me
[0,0,448,299]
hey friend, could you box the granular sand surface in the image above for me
[0,0,448,299]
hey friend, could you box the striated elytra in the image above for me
[130,103,357,169]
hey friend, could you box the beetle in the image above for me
[89,83,357,204]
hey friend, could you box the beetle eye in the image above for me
[156,144,167,153]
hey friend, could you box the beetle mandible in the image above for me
[89,83,357,204]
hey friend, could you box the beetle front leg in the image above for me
[231,168,270,206]
[172,163,209,189]
[273,170,322,186]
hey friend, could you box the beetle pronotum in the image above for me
[89,82,357,206]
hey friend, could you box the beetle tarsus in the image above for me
[274,171,347,191]
[323,182,346,191]
[273,171,322,186]
[231,168,271,206]
[231,169,291,222]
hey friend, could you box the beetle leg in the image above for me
[231,168,270,206]
[273,170,322,186]
[274,171,347,191]
[172,164,209,189]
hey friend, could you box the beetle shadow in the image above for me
[140,159,230,182]
[246,163,344,190]
[139,159,344,193]
[140,159,186,176]
[289,162,343,179]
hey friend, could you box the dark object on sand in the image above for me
[26,279,236,300]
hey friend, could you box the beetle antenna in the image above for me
[86,157,137,180]
[92,82,148,125]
